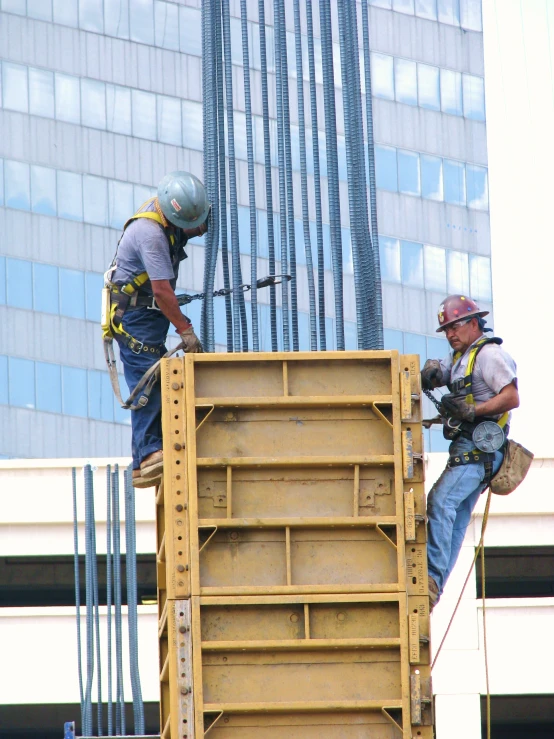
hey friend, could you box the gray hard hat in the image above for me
[157,171,210,230]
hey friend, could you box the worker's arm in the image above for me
[151,279,191,334]
[474,380,519,418]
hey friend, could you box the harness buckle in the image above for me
[128,338,144,354]
[146,297,161,311]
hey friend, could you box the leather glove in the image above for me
[439,393,475,422]
[421,359,443,390]
[179,325,203,353]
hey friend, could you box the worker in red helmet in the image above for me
[421,295,519,610]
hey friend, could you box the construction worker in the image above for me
[421,295,519,609]
[107,171,210,489]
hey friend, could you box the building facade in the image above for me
[0,0,489,459]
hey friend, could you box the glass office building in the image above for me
[0,0,489,457]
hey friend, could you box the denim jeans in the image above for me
[427,436,504,595]
[116,307,170,469]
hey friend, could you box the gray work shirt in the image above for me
[439,335,517,420]
[112,200,187,296]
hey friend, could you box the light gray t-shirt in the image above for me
[112,201,186,296]
[439,336,517,420]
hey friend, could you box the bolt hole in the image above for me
[175,429,179,434]
[413,609,418,614]
[411,548,416,553]
[412,577,417,584]
[176,460,181,465]
[174,414,179,419]
[173,369,178,374]
[180,612,184,617]
[174,400,178,405]
[178,551,182,555]
[178,536,182,540]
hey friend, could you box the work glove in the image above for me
[179,325,203,353]
[421,359,443,390]
[439,393,475,422]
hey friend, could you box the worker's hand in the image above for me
[179,325,203,353]
[421,359,443,390]
[439,393,475,422]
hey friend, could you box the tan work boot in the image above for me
[132,469,158,489]
[140,450,164,480]
[428,576,439,611]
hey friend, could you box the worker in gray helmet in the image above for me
[108,171,210,489]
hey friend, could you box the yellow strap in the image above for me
[121,271,150,295]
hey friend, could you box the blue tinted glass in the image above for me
[438,0,460,25]
[114,380,132,424]
[0,160,3,206]
[2,0,26,13]
[179,6,202,56]
[0,355,7,405]
[421,155,443,201]
[85,272,104,321]
[258,303,271,351]
[238,206,251,255]
[345,321,357,350]
[55,73,81,124]
[325,317,335,350]
[29,67,55,118]
[298,312,310,350]
[132,89,157,140]
[256,210,270,259]
[53,0,78,26]
[36,362,62,413]
[57,171,83,221]
[155,0,179,49]
[81,79,107,130]
[424,245,446,292]
[394,0,415,11]
[440,69,463,115]
[342,228,352,273]
[31,165,57,216]
[470,255,492,302]
[182,101,203,151]
[158,95,182,146]
[293,220,306,266]
[104,0,130,38]
[371,53,394,100]
[369,0,392,7]
[337,136,347,181]
[383,329,403,353]
[130,0,154,44]
[462,74,485,121]
[60,268,85,319]
[461,0,482,30]
[5,160,30,211]
[0,257,5,305]
[9,357,35,409]
[395,59,417,105]
[213,296,228,346]
[397,150,420,196]
[106,85,132,135]
[401,241,424,287]
[33,263,59,314]
[430,427,451,452]
[62,366,88,417]
[427,336,449,360]
[447,250,469,294]
[466,164,488,210]
[273,213,282,261]
[416,0,438,20]
[418,63,440,110]
[88,370,115,422]
[379,237,401,283]
[79,0,104,31]
[443,159,466,205]
[2,62,28,113]
[403,332,427,362]
[6,258,32,309]
[375,146,398,191]
[108,180,134,230]
[83,175,108,226]
[322,224,332,270]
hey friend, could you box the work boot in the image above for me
[132,469,157,489]
[140,450,164,480]
[428,576,439,611]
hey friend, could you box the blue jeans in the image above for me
[427,436,504,595]
[116,307,170,469]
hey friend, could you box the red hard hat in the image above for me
[436,295,489,332]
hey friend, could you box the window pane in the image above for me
[375,145,398,191]
[379,237,401,283]
[57,170,83,221]
[0,355,7,405]
[55,73,81,124]
[6,258,32,309]
[28,0,53,20]
[470,255,492,302]
[447,250,469,294]
[179,6,202,56]
[394,59,417,106]
[0,160,3,206]
[106,84,132,135]
[466,164,488,209]
[53,0,78,26]
[404,332,427,362]
[83,175,108,226]
[438,0,460,25]
[415,0,437,19]
[424,244,447,292]
[383,329,403,353]
[36,362,62,413]
[9,358,35,409]
[443,159,466,205]
[401,241,424,287]
[62,366,88,417]
[345,321,357,351]
[421,155,443,200]
[298,312,310,351]
[60,268,85,319]
[5,160,30,211]
[81,79,106,130]
[79,0,104,32]
[2,62,28,113]
[393,0,415,12]
[104,0,130,38]
[29,67,55,118]
[33,263,59,314]
[88,370,115,422]
[418,64,440,110]
[108,179,134,230]
[130,0,154,45]
[157,95,182,146]
[182,100,203,151]
[427,336,448,360]
[463,74,485,121]
[371,53,394,100]
[440,69,462,116]
[370,0,392,7]
[342,227,352,273]
[154,0,179,49]
[31,165,57,216]
[85,272,103,321]
[2,0,26,14]
[132,89,157,140]
[0,257,5,304]
[461,0,482,31]
[398,150,420,196]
